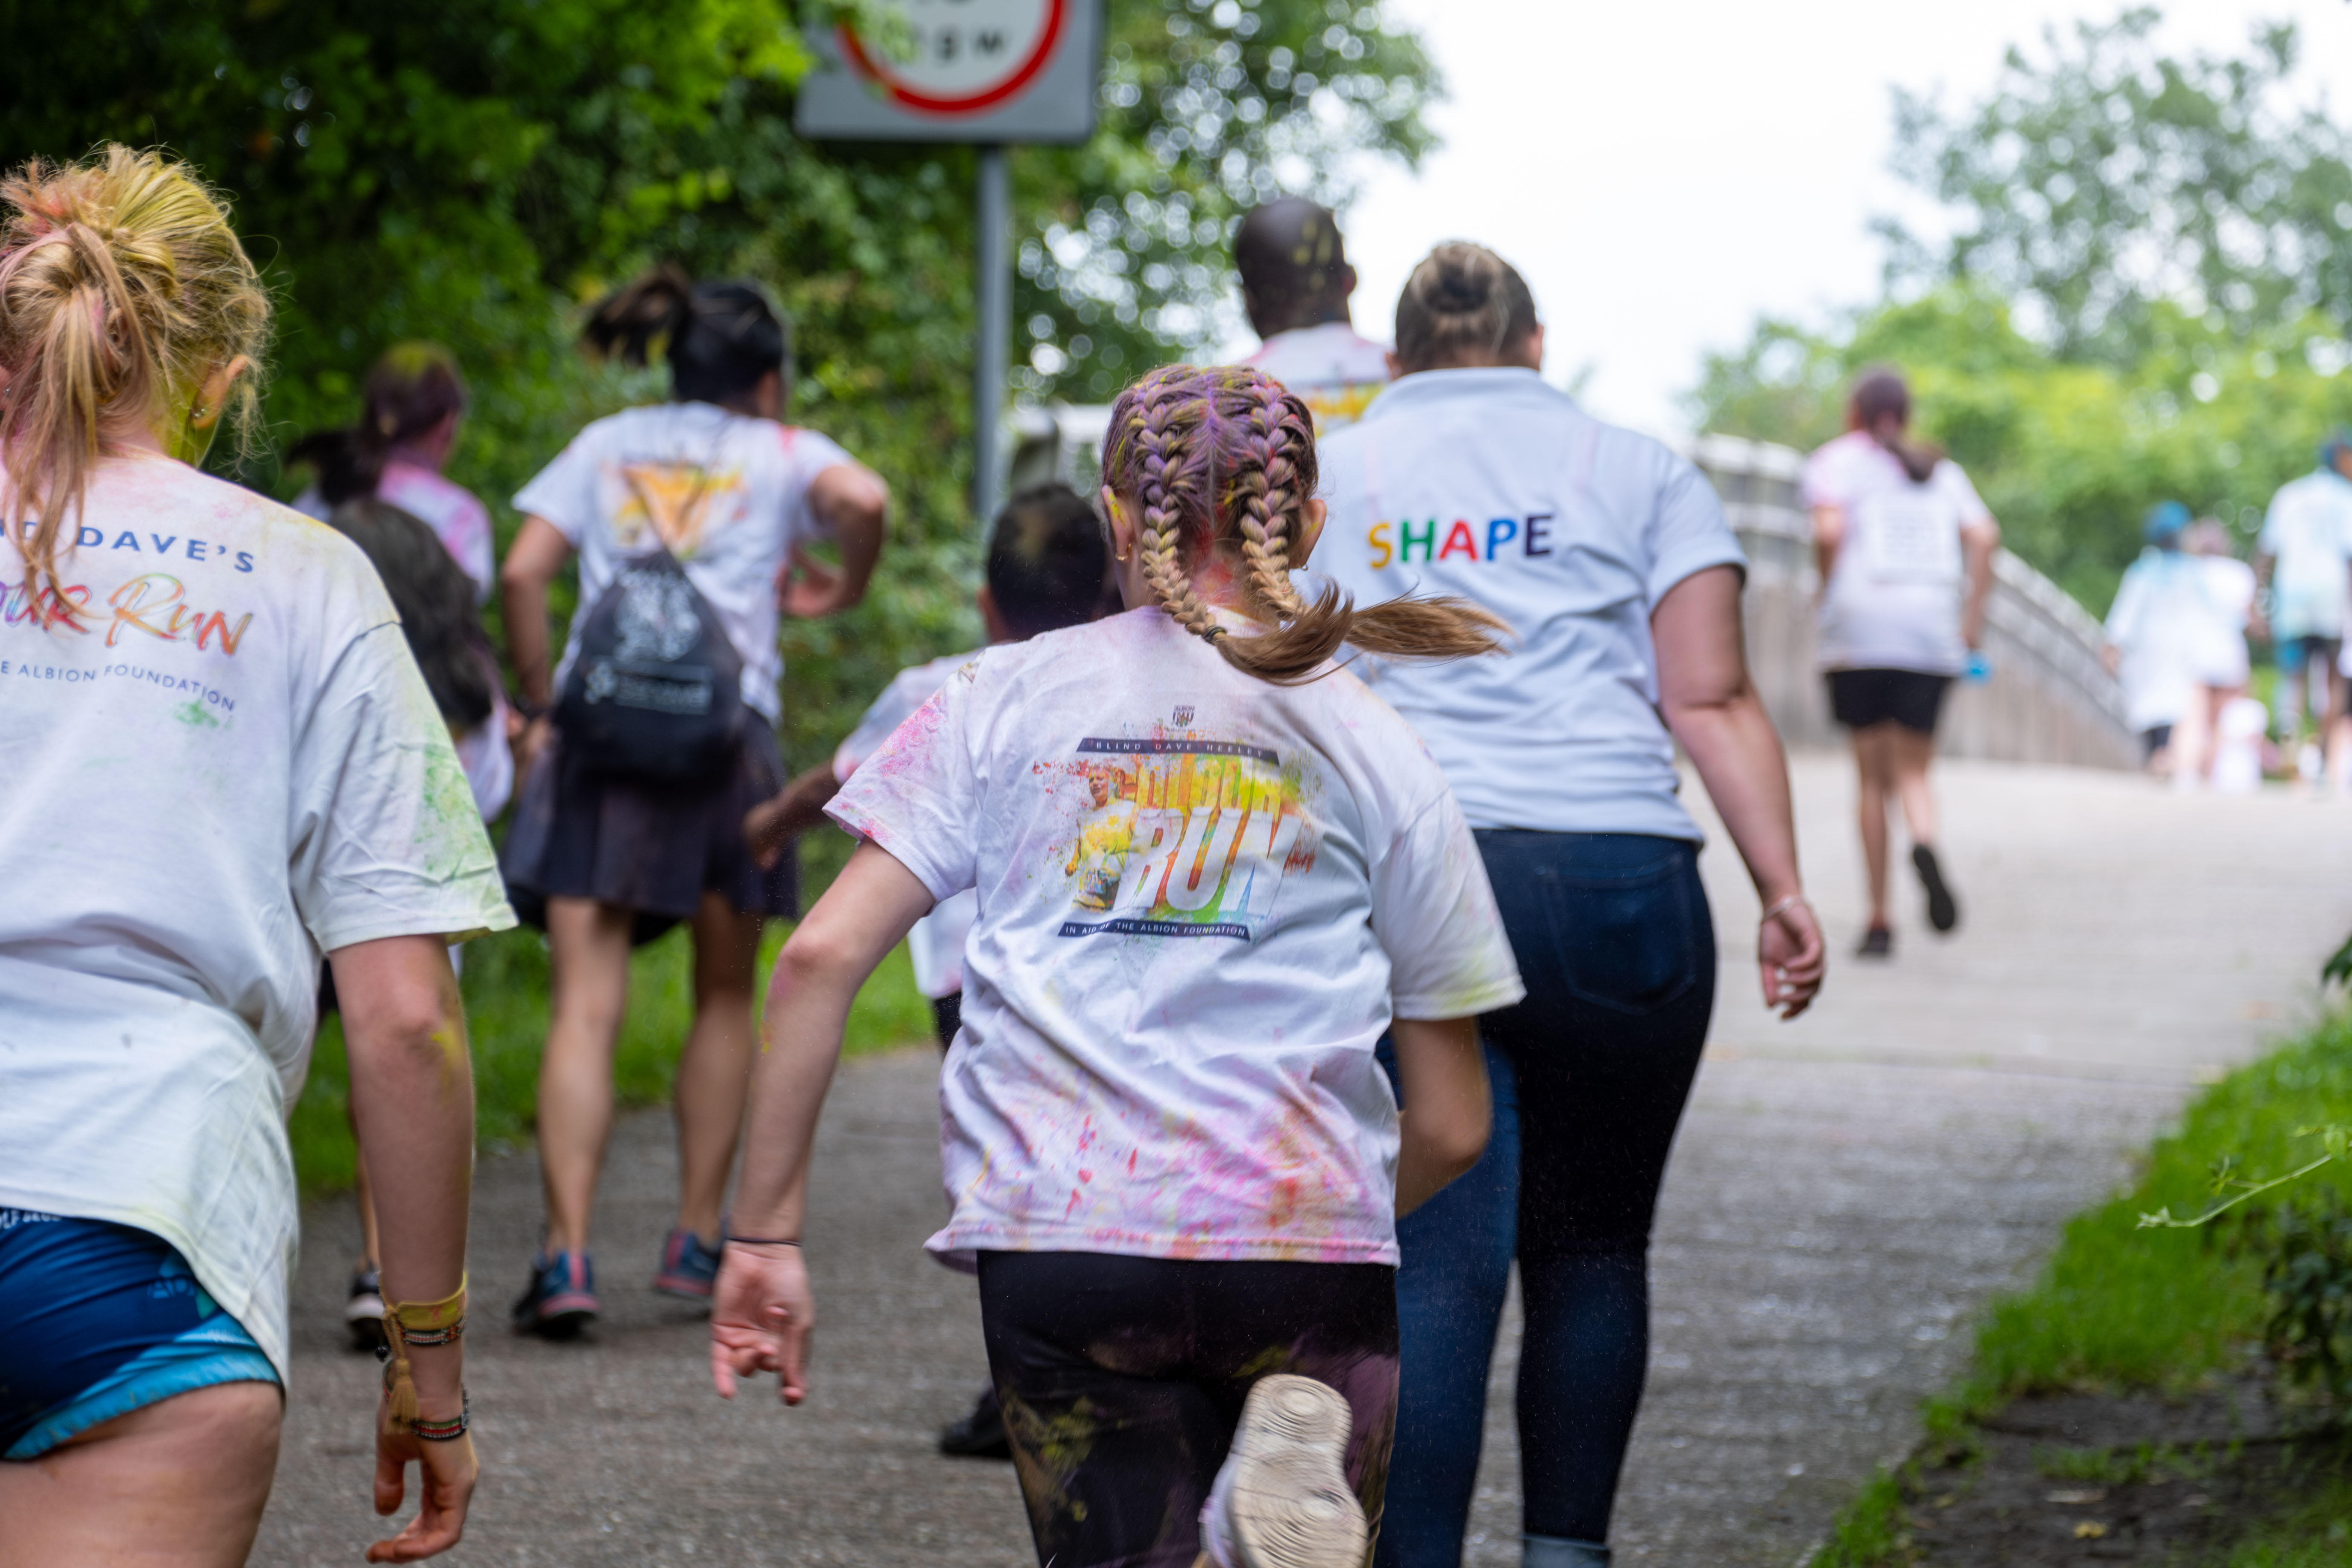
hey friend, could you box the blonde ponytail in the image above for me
[0,146,270,604]
[1102,364,1507,686]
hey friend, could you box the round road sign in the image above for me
[841,0,1069,115]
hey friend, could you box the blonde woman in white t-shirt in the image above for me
[1804,368,2001,956]
[0,147,507,1564]
[709,364,1524,1568]
[498,268,888,1335]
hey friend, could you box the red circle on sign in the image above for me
[840,0,1069,115]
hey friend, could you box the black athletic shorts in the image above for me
[1826,668,1951,735]
[977,1251,1399,1568]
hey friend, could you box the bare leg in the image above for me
[0,1383,280,1568]
[539,896,635,1256]
[674,892,765,1242]
[1853,726,1894,930]
[1888,727,1941,847]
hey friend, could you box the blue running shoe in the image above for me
[511,1250,598,1337]
[652,1228,722,1302]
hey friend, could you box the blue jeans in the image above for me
[1378,832,1716,1565]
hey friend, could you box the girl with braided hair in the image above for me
[711,364,1522,1568]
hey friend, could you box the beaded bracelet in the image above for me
[408,1392,470,1443]
[380,1274,467,1438]
[723,1235,801,1248]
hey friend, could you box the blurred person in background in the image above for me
[0,145,507,1564]
[318,497,517,1346]
[1805,367,1999,955]
[2252,432,2352,778]
[1316,241,1825,1568]
[1235,198,1390,434]
[2184,517,2256,785]
[291,343,495,603]
[2103,503,2238,783]
[498,266,887,1335]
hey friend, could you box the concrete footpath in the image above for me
[251,754,2352,1567]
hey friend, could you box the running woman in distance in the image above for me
[1315,242,1825,1568]
[1807,367,1998,954]
[499,266,887,1332]
[1236,198,1392,434]
[710,365,1524,1568]
[0,146,509,1565]
[290,343,497,604]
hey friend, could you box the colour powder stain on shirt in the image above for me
[172,698,221,729]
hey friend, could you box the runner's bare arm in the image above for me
[1810,503,1845,587]
[331,934,478,1563]
[1959,515,2002,651]
[499,515,574,710]
[745,762,845,870]
[1652,564,1825,1020]
[711,841,935,1405]
[782,463,888,618]
[1390,1015,1490,1217]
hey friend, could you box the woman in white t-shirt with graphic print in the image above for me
[498,267,888,1335]
[709,365,1523,1568]
[1804,367,2000,956]
[0,146,507,1564]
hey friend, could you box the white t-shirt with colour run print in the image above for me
[1801,430,1992,677]
[0,455,515,1382]
[513,403,857,724]
[825,607,1525,1268]
[1243,321,1392,434]
[833,649,983,1001]
[1315,368,1747,840]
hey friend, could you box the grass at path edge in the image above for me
[1809,1010,2352,1565]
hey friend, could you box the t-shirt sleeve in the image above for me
[1644,452,1748,606]
[1370,788,1526,1020]
[289,623,517,952]
[1798,443,1844,511]
[2104,566,2144,645]
[512,435,599,546]
[1937,460,1993,525]
[824,661,982,903]
[833,665,939,781]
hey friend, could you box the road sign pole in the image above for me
[974,143,1011,526]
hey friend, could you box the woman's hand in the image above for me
[367,1399,476,1562]
[710,1242,816,1406]
[1759,897,1826,1020]
[778,547,849,619]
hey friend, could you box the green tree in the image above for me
[0,0,1436,773]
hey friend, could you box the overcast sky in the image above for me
[1246,0,2352,438]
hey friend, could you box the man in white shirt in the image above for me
[2254,433,2352,755]
[1235,198,1392,433]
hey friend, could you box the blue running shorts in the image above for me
[0,1209,279,1461]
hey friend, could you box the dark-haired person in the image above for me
[1806,368,1999,954]
[1235,197,1390,433]
[498,266,889,1333]
[744,481,1113,1462]
[1315,242,1825,1568]
[291,343,495,602]
[318,499,516,1342]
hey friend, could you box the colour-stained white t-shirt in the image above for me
[2259,469,2352,642]
[0,455,514,1382]
[1243,321,1392,434]
[825,608,1524,1268]
[1315,368,1747,840]
[292,458,496,604]
[2104,548,2245,731]
[513,403,856,724]
[833,649,983,1001]
[1802,431,1992,677]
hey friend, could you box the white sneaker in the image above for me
[1199,1374,1366,1568]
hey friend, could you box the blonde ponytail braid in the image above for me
[1236,377,1311,620]
[1129,375,1225,643]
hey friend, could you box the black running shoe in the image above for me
[345,1266,386,1352]
[1857,925,1893,958]
[1913,844,1958,933]
[939,1384,1013,1460]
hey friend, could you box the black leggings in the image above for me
[977,1251,1400,1568]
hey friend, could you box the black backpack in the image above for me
[555,546,746,786]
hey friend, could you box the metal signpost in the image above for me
[795,0,1103,523]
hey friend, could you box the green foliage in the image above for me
[2234,1189,2352,1401]
[1805,1467,1909,1568]
[1942,1015,2352,1407]
[286,920,934,1196]
[1690,288,2352,612]
[1882,8,2352,364]
[0,0,1434,775]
